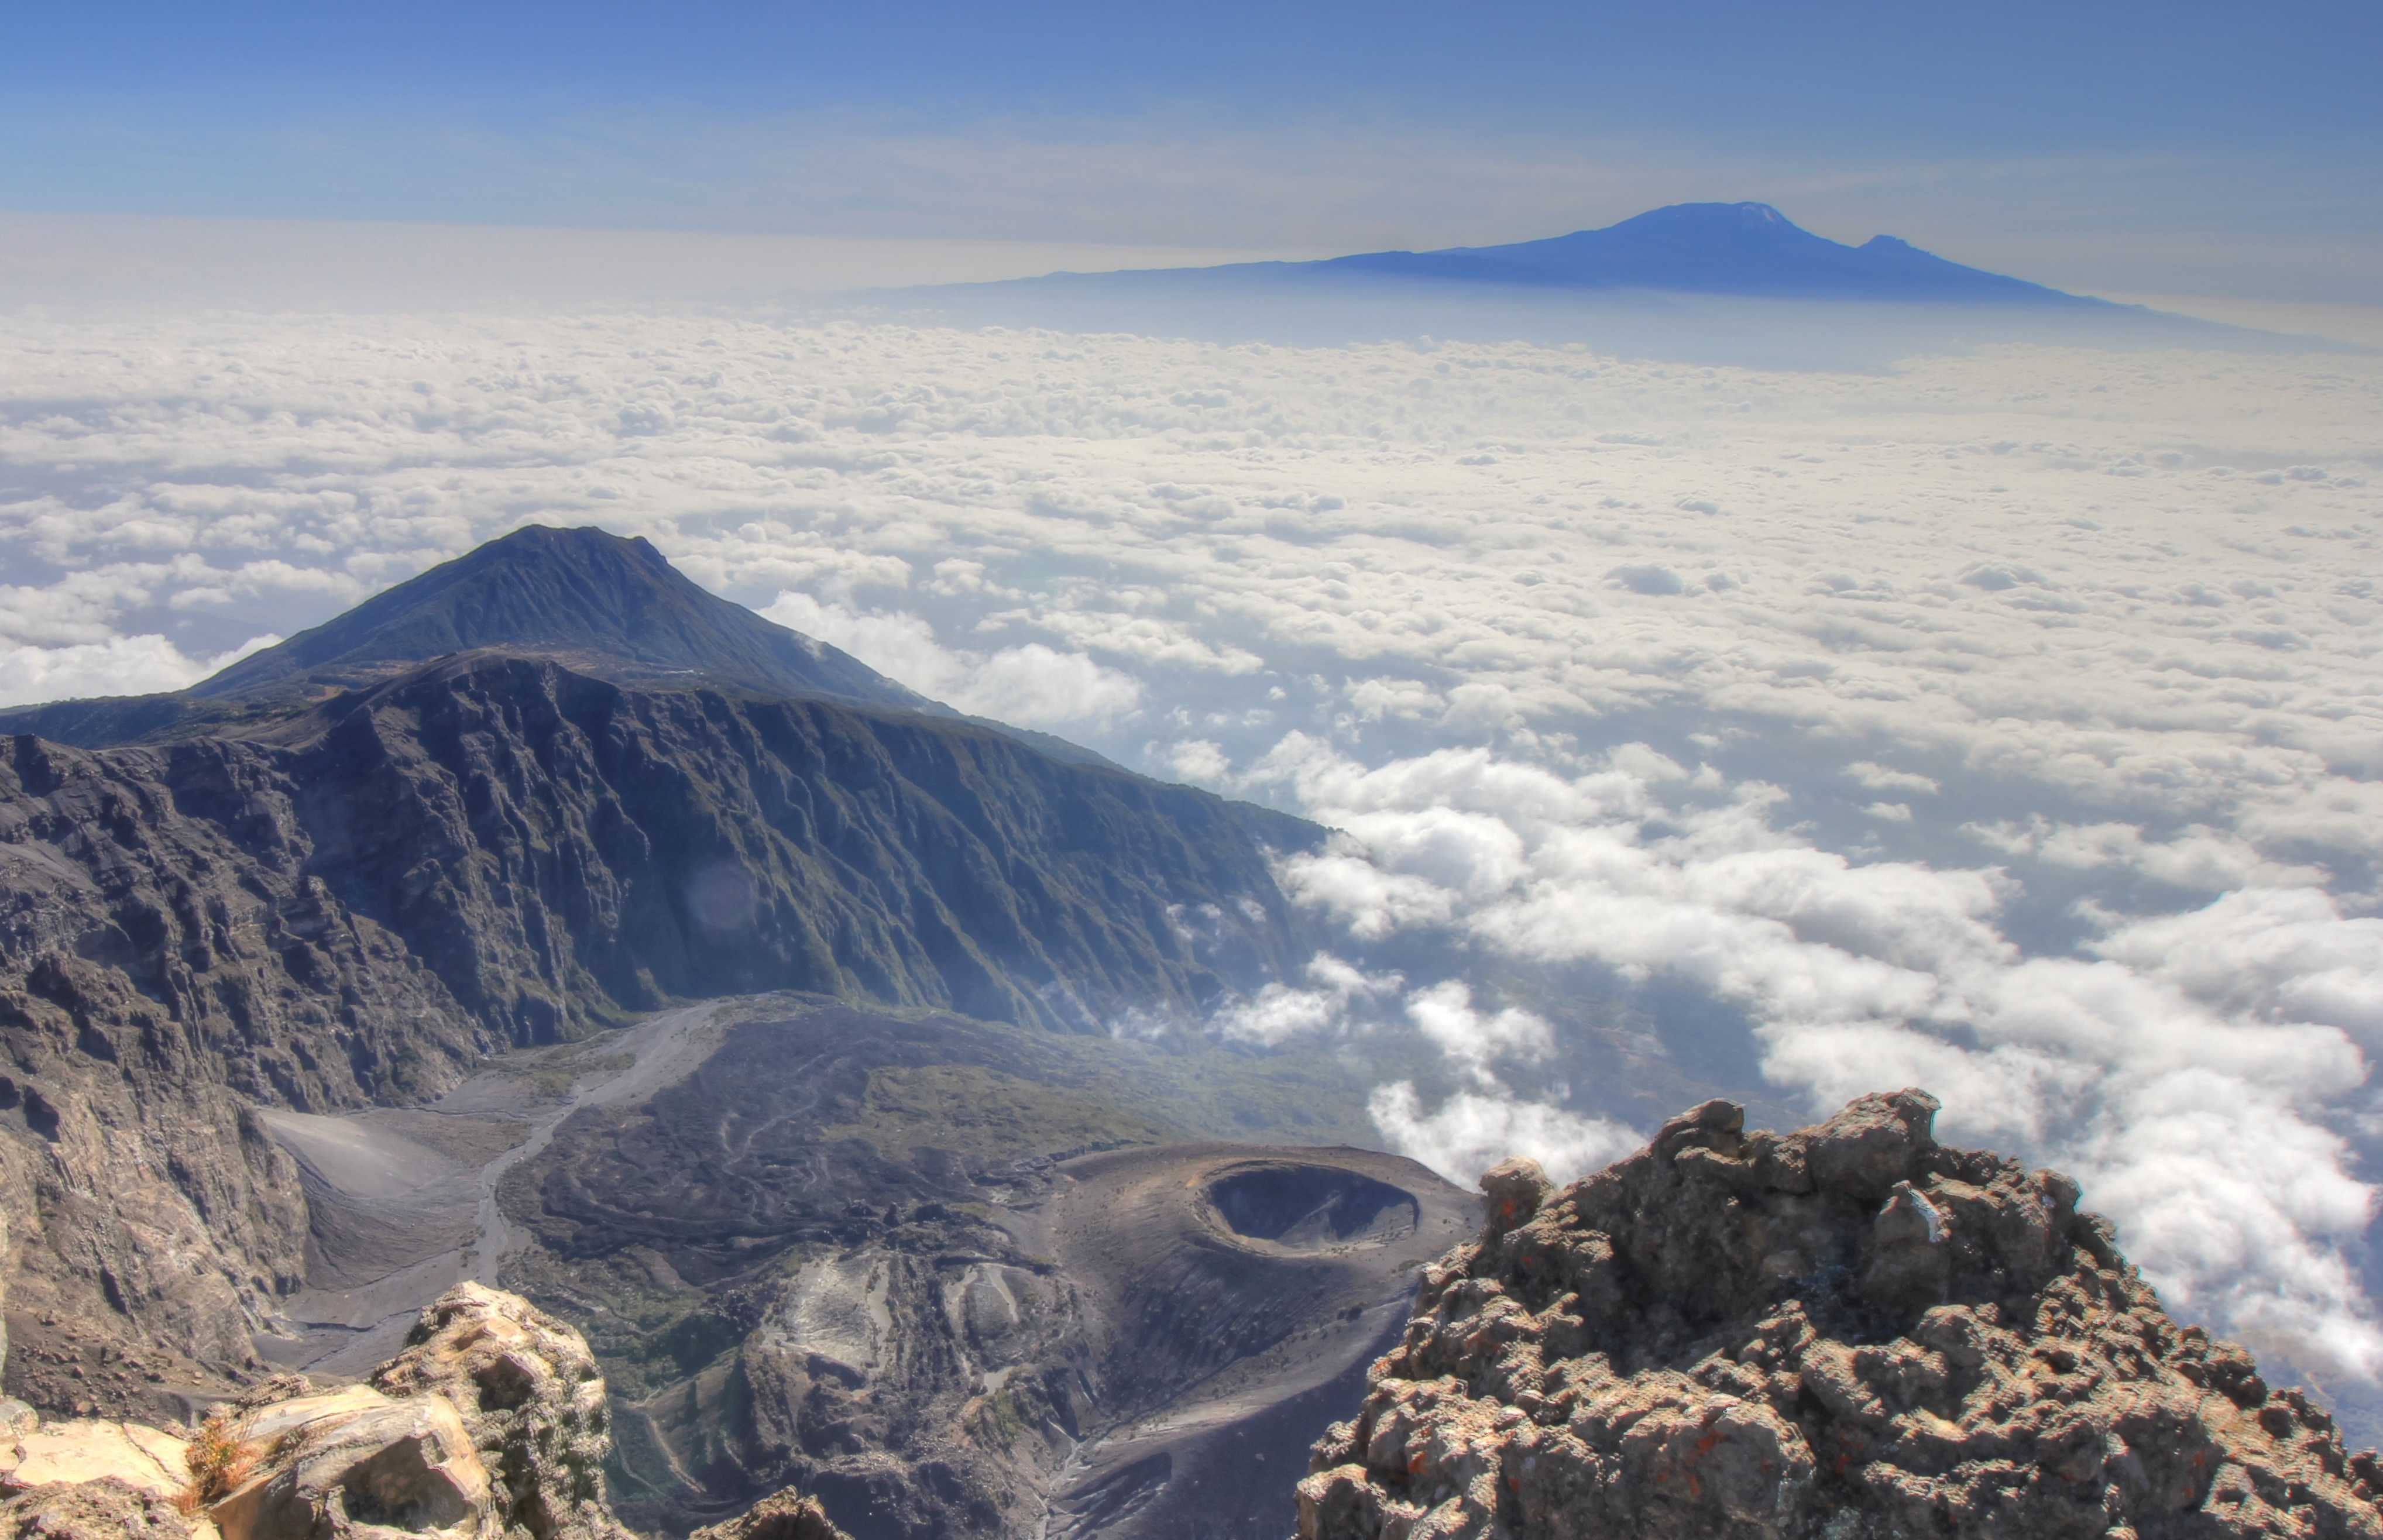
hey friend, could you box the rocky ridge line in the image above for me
[1299,1089,2383,1539]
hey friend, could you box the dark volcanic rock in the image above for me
[1299,1090,2383,1540]
[0,734,450,1406]
[194,524,926,713]
[0,653,1318,1414]
[266,653,1312,1040]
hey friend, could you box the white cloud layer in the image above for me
[1212,953,1402,1046]
[0,307,2378,1383]
[1368,1082,1644,1190]
[756,590,1140,726]
[0,632,277,708]
[1258,735,2383,1377]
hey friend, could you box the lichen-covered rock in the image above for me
[1299,1089,2383,1540]
[369,1283,631,1540]
[0,1476,202,1538]
[691,1487,854,1540]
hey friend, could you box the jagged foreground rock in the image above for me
[0,1283,854,1539]
[689,1489,851,1540]
[1299,1090,2383,1540]
[192,1282,633,1539]
[363,1283,624,1539]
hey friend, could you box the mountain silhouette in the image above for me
[1320,201,2105,305]
[861,200,2351,367]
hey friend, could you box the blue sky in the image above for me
[3,2,2380,300]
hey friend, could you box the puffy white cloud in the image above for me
[756,590,1139,726]
[1368,1082,1643,1188]
[1965,816,2333,891]
[2092,889,2383,1051]
[1403,979,1556,1089]
[1151,737,1232,785]
[1266,732,2383,1377]
[1846,761,1940,796]
[0,632,277,707]
[1211,953,1401,1046]
[1346,676,1447,722]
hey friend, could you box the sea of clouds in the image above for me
[1,307,2379,1385]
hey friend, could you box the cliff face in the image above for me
[272,653,1313,1040]
[0,654,1319,1412]
[1299,1091,2383,1540]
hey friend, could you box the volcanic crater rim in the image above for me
[1200,1160,1420,1252]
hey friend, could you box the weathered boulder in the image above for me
[691,1487,854,1540]
[202,1384,495,1540]
[0,1415,188,1501]
[368,1283,630,1540]
[1299,1089,2383,1540]
[0,1284,634,1540]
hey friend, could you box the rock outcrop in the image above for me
[1299,1089,2383,1540]
[190,1283,633,1539]
[368,1283,628,1540]
[0,1416,189,1501]
[201,1382,495,1540]
[0,1284,641,1540]
[690,1488,853,1540]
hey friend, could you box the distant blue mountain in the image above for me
[865,201,2363,366]
[1311,201,2104,306]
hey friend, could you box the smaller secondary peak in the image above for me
[188,523,935,712]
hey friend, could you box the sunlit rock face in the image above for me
[368,1282,630,1540]
[1300,1091,2383,1540]
[0,1284,634,1540]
